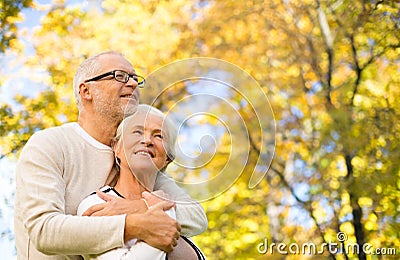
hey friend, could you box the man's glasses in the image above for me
[84,70,145,88]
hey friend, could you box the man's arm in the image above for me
[86,172,208,237]
[15,130,179,255]
[78,190,181,252]
[154,172,208,237]
[15,130,125,255]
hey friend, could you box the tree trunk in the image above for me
[345,154,366,260]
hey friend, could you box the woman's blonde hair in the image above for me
[114,104,178,168]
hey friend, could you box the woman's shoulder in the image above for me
[76,186,115,216]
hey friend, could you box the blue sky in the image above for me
[0,1,87,105]
[0,158,17,259]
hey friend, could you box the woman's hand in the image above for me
[142,190,173,207]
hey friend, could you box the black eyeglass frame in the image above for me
[84,70,146,88]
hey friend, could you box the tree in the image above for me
[1,0,399,259]
[0,0,32,52]
[0,0,34,158]
[178,0,399,259]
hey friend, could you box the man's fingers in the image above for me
[176,222,182,233]
[172,238,178,247]
[165,244,174,253]
[142,190,171,201]
[142,191,153,201]
[150,200,175,212]
[153,190,169,198]
[142,191,150,198]
[96,190,115,202]
[82,203,106,216]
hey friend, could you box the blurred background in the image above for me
[0,0,399,259]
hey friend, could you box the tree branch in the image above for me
[344,153,366,260]
[316,0,334,105]
[248,129,335,259]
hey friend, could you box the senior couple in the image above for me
[14,51,207,259]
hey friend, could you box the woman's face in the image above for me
[115,112,170,184]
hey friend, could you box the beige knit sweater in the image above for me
[14,123,207,259]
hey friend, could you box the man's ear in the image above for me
[79,82,93,101]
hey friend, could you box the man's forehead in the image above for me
[98,53,135,72]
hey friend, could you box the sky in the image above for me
[0,158,17,259]
[0,0,86,105]
[0,1,86,258]
[1,1,290,258]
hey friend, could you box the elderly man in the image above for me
[14,51,207,259]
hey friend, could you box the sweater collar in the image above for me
[68,122,112,150]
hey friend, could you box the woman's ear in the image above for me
[165,155,173,167]
[111,138,119,153]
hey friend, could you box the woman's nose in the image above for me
[141,135,152,145]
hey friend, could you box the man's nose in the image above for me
[125,76,139,89]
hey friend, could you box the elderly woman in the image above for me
[77,104,205,259]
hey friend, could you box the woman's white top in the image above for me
[77,186,175,260]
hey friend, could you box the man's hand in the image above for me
[82,191,147,216]
[125,200,181,252]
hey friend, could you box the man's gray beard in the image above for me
[123,101,138,117]
[93,98,124,124]
[92,90,138,123]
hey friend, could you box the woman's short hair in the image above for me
[114,104,178,164]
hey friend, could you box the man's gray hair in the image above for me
[73,51,125,110]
